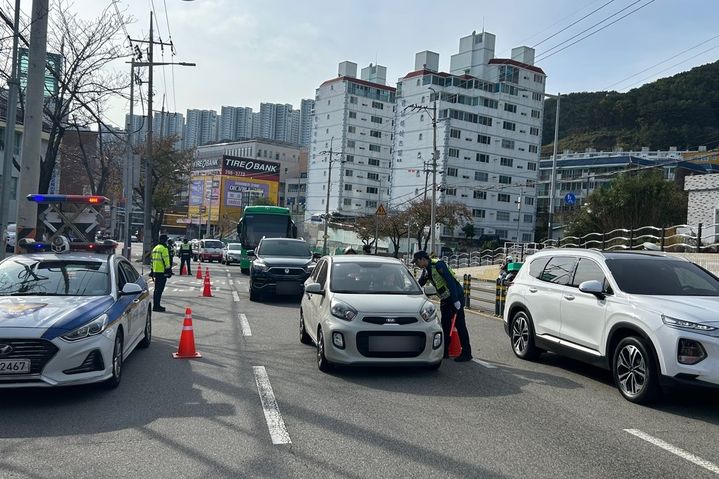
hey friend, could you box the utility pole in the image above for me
[15,0,48,247]
[515,189,523,244]
[547,93,561,241]
[374,176,382,254]
[123,60,136,259]
[0,0,21,258]
[321,138,334,256]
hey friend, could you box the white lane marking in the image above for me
[624,429,719,475]
[172,288,179,292]
[232,291,240,302]
[253,366,291,445]
[228,279,234,285]
[239,313,251,336]
[472,358,497,369]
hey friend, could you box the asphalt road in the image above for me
[1,257,719,478]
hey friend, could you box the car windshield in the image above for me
[203,241,224,249]
[606,258,719,296]
[330,261,422,294]
[228,244,242,250]
[0,259,110,296]
[258,240,310,257]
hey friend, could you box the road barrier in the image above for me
[457,274,496,313]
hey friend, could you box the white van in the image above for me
[197,239,224,262]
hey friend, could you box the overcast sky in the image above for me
[61,0,719,127]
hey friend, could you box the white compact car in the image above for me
[503,249,719,404]
[300,255,443,371]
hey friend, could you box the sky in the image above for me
[58,0,719,128]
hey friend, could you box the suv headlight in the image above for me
[252,261,269,273]
[330,299,357,321]
[662,315,717,334]
[61,314,108,341]
[304,262,316,273]
[420,301,437,322]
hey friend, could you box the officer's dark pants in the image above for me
[180,256,191,275]
[440,299,472,358]
[153,274,167,309]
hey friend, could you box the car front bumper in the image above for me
[252,269,311,295]
[655,326,719,387]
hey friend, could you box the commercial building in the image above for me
[391,31,546,243]
[306,61,396,220]
[184,109,218,149]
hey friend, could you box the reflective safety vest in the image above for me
[151,244,170,274]
[429,258,459,301]
[180,243,192,256]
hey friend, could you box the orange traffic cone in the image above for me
[448,313,462,358]
[196,263,202,279]
[173,308,202,359]
[202,269,213,297]
[181,263,188,275]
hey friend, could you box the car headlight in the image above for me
[420,301,437,322]
[61,314,108,341]
[330,299,357,321]
[304,262,316,273]
[662,315,717,333]
[252,261,269,272]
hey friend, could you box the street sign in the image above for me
[564,193,576,205]
[376,203,387,216]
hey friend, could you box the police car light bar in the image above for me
[18,238,118,254]
[26,194,110,205]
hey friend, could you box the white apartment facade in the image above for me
[299,99,314,147]
[219,106,253,142]
[306,61,396,220]
[391,31,546,243]
[184,109,218,149]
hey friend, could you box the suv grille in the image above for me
[0,339,59,375]
[268,267,305,276]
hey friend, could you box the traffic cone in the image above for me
[181,263,188,275]
[173,308,202,359]
[448,313,462,358]
[196,263,202,279]
[202,269,213,297]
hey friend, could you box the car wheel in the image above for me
[299,310,312,345]
[139,308,151,349]
[104,330,124,389]
[317,328,332,372]
[612,336,659,404]
[510,310,540,360]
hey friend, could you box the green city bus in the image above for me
[236,205,298,273]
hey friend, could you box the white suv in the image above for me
[503,249,719,404]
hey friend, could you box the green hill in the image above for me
[541,60,719,154]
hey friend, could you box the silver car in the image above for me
[300,255,444,371]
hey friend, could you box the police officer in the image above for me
[151,234,172,312]
[413,250,473,361]
[179,238,192,275]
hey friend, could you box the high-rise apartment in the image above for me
[299,99,315,147]
[219,106,253,142]
[154,111,184,149]
[184,109,218,149]
[306,61,396,219]
[391,32,546,243]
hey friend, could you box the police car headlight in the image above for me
[62,314,108,341]
[420,301,437,322]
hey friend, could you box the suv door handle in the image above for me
[564,295,575,301]
[528,287,538,293]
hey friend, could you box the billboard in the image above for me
[222,155,280,181]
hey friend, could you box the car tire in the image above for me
[241,267,249,275]
[139,308,152,349]
[249,285,259,302]
[299,310,312,345]
[104,330,124,389]
[510,310,540,360]
[317,328,332,372]
[612,336,659,404]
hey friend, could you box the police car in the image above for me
[0,195,152,388]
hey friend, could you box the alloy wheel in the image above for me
[512,315,529,355]
[616,344,647,397]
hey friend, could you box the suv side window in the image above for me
[540,256,577,285]
[570,258,607,289]
[529,256,551,278]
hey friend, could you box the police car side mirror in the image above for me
[423,284,437,296]
[121,282,143,295]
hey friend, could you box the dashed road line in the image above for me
[624,429,719,475]
[253,366,291,445]
[239,313,251,336]
[472,358,497,369]
[232,291,240,302]
[228,279,234,285]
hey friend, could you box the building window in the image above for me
[346,155,354,162]
[532,92,543,102]
[343,198,352,206]
[366,186,378,194]
[450,128,461,139]
[371,101,384,110]
[349,111,357,119]
[368,144,381,152]
[474,190,487,200]
[344,184,353,191]
[478,134,491,144]
[524,214,533,223]
[345,169,353,177]
[522,233,532,242]
[445,188,456,196]
[527,162,537,171]
[366,200,377,208]
[533,74,544,83]
[347,140,356,148]
[370,116,383,124]
[496,211,510,221]
[529,145,538,153]
[367,172,379,181]
[524,197,534,206]
[531,109,541,119]
[348,126,356,133]
[472,208,485,218]
[368,158,380,166]
[504,103,517,113]
[501,139,515,149]
[448,148,459,158]
[447,167,458,177]
[499,175,512,184]
[500,157,514,167]
[475,172,488,182]
[530,127,539,136]
[499,65,519,84]
[481,97,498,109]
[476,153,489,163]
[498,193,511,202]
[496,229,508,239]
[418,133,423,141]
[503,121,516,131]
[350,96,357,104]
[370,130,382,138]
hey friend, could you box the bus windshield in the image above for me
[240,214,292,249]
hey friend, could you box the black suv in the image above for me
[249,238,319,301]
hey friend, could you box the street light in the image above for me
[547,93,561,241]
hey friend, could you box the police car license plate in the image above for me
[0,359,30,374]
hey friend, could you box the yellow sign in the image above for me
[376,203,387,216]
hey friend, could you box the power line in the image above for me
[532,0,616,48]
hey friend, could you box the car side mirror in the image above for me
[423,284,437,296]
[578,280,605,299]
[121,282,143,295]
[304,282,325,296]
[247,250,256,257]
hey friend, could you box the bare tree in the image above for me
[378,209,410,258]
[407,199,472,251]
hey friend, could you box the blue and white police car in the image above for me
[0,195,152,388]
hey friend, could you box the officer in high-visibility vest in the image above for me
[151,234,172,312]
[179,238,192,275]
[413,250,473,361]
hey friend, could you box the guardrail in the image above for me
[461,274,497,314]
